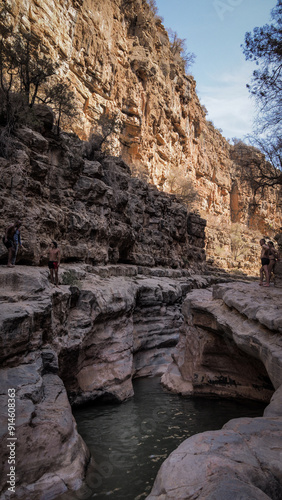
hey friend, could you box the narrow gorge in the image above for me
[1,261,282,499]
[0,126,281,500]
[0,1,282,500]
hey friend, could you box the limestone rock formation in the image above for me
[1,0,281,273]
[147,281,282,499]
[1,366,90,499]
[147,410,282,500]
[1,265,281,498]
[0,262,220,498]
[162,282,282,399]
[0,267,91,499]
[0,128,206,270]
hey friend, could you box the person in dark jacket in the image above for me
[11,221,22,265]
[3,221,22,267]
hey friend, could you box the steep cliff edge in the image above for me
[147,282,282,500]
[2,0,281,272]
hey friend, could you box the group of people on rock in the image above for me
[2,220,280,288]
[259,238,279,287]
[2,221,61,285]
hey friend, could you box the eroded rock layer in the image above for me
[1,265,282,499]
[162,282,282,398]
[0,263,219,498]
[147,282,282,500]
[1,0,282,271]
[0,129,206,269]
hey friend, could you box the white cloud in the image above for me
[197,63,256,140]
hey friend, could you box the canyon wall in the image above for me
[1,0,281,272]
[147,281,282,500]
[0,126,206,268]
[162,282,282,399]
[1,263,281,499]
[0,263,225,498]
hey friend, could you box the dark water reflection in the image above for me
[62,377,267,500]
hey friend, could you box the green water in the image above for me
[62,377,267,500]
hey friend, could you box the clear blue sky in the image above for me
[154,0,277,141]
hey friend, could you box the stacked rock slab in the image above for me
[0,268,90,499]
[0,128,206,270]
[2,0,282,274]
[147,282,282,499]
[0,263,217,498]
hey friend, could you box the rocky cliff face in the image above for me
[0,267,90,499]
[0,263,224,498]
[148,281,282,500]
[1,265,282,499]
[2,0,281,272]
[0,127,206,269]
[162,282,282,399]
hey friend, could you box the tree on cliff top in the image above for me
[242,0,282,189]
[0,28,77,140]
[168,30,196,73]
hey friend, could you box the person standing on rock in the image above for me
[259,238,270,287]
[268,241,279,281]
[11,221,22,265]
[3,221,21,267]
[48,241,61,286]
